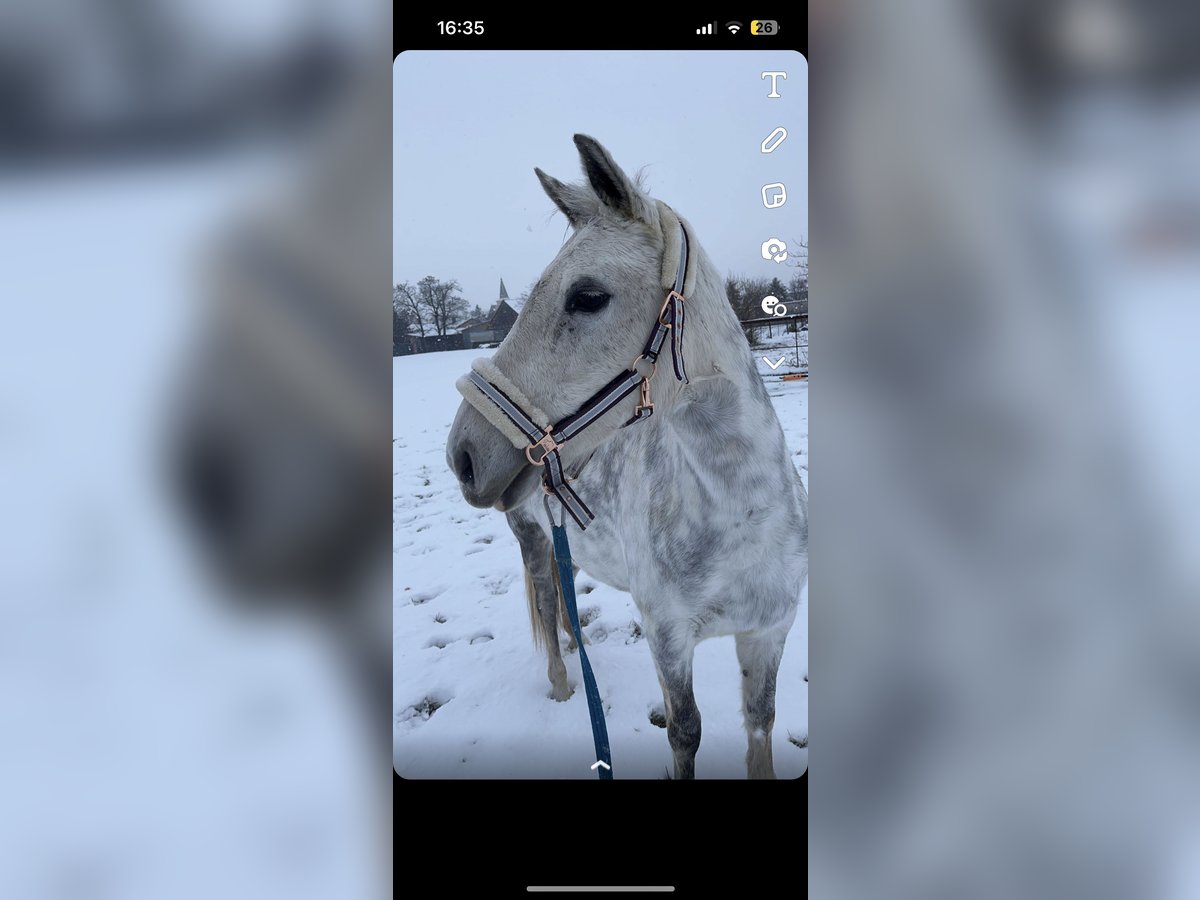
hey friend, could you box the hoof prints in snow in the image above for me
[578,606,600,627]
[405,586,446,605]
[424,631,494,649]
[483,573,516,595]
[398,694,452,725]
[393,353,806,777]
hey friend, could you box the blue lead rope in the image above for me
[550,523,613,780]
[459,217,693,780]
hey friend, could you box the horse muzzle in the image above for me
[446,400,538,509]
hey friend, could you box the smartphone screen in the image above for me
[394,14,806,894]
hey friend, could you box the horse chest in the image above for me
[526,428,799,628]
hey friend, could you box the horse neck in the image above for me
[630,247,786,498]
[657,248,758,410]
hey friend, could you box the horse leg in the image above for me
[560,563,582,651]
[536,563,572,700]
[736,628,788,779]
[507,511,572,701]
[647,625,701,779]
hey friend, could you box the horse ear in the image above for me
[573,134,654,223]
[535,167,594,227]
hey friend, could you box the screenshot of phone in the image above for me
[394,13,806,894]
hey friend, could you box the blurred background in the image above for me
[0,1,390,898]
[3,1,1200,896]
[812,1,1200,898]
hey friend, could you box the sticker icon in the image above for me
[761,238,788,263]
[760,295,788,316]
[761,183,787,209]
[761,71,786,98]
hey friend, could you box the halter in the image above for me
[457,208,693,530]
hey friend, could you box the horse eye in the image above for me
[566,289,610,314]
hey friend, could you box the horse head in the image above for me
[447,134,685,511]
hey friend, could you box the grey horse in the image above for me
[446,135,807,779]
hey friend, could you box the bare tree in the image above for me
[724,274,778,346]
[414,275,468,337]
[785,238,808,318]
[742,277,776,316]
[393,282,426,337]
[786,238,808,273]
[393,304,413,355]
[392,293,415,332]
[725,275,778,317]
[787,272,808,316]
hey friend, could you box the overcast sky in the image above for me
[394,50,806,310]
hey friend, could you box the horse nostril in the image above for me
[456,448,475,485]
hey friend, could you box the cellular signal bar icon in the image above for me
[696,21,716,35]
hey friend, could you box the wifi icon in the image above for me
[726,21,743,34]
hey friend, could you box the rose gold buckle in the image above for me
[659,290,685,326]
[635,378,653,415]
[525,428,562,466]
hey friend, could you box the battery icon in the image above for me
[750,20,779,36]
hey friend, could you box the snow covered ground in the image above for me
[393,348,807,779]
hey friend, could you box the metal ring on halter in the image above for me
[632,355,656,380]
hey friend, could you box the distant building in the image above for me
[460,279,520,347]
[394,280,521,354]
[453,315,486,333]
[412,332,465,352]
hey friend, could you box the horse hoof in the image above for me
[549,684,574,702]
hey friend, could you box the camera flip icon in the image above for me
[761,237,788,263]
